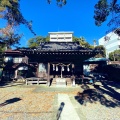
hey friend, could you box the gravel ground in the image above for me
[0,81,120,120]
[72,82,120,120]
[0,87,55,120]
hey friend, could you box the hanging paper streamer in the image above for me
[62,66,64,71]
[67,65,70,71]
[53,64,55,71]
[56,65,58,71]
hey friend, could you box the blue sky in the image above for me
[2,0,112,47]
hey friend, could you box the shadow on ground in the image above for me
[0,97,21,107]
[56,102,65,120]
[75,81,120,108]
[0,81,25,88]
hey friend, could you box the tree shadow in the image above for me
[75,87,120,108]
[56,102,65,120]
[81,84,90,90]
[0,98,21,107]
[0,81,14,87]
[101,80,120,89]
[94,81,120,103]
[0,81,25,88]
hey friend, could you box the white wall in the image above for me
[49,32,73,42]
[98,31,120,58]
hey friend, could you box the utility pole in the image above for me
[93,40,97,48]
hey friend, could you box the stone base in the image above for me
[56,78,67,87]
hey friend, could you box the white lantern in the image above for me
[62,66,64,71]
[53,64,55,71]
[56,65,58,71]
[67,65,70,71]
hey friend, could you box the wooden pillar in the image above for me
[61,66,62,78]
[72,64,75,87]
[36,63,39,77]
[47,62,50,86]
[14,70,18,79]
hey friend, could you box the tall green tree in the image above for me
[0,0,34,49]
[94,0,120,32]
[0,0,35,35]
[94,45,106,58]
[109,49,120,61]
[0,32,22,49]
[27,36,50,48]
[73,36,93,49]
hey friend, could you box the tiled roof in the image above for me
[5,49,21,53]
[36,42,90,51]
[84,57,109,62]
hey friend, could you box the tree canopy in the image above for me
[73,36,94,49]
[27,35,95,50]
[94,0,120,31]
[27,36,49,48]
[0,0,120,48]
[48,0,120,30]
[0,0,120,34]
[94,45,106,57]
[109,49,120,61]
[0,0,36,35]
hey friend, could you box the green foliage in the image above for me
[1,0,120,36]
[73,36,85,45]
[0,33,22,48]
[73,36,93,48]
[28,35,94,49]
[0,42,6,52]
[48,0,67,7]
[109,49,120,61]
[94,45,106,58]
[103,64,120,81]
[27,36,50,48]
[94,0,109,26]
[0,0,36,35]
[0,43,6,67]
[94,0,120,28]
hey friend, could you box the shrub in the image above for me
[103,64,120,81]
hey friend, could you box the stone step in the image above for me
[51,78,72,86]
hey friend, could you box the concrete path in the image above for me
[57,94,80,120]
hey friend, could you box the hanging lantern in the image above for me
[67,65,70,71]
[56,65,58,71]
[62,66,64,71]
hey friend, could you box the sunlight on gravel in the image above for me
[0,87,79,120]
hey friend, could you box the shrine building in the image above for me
[2,32,101,86]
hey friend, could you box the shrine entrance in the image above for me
[47,63,75,86]
[50,63,72,78]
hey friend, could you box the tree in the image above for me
[0,0,36,35]
[27,36,50,48]
[94,45,106,57]
[109,49,120,61]
[0,0,33,49]
[0,23,22,49]
[1,0,119,34]
[49,0,120,31]
[94,0,120,32]
[0,32,22,49]
[73,36,93,49]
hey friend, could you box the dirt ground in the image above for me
[0,81,120,120]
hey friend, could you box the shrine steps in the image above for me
[50,78,72,86]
